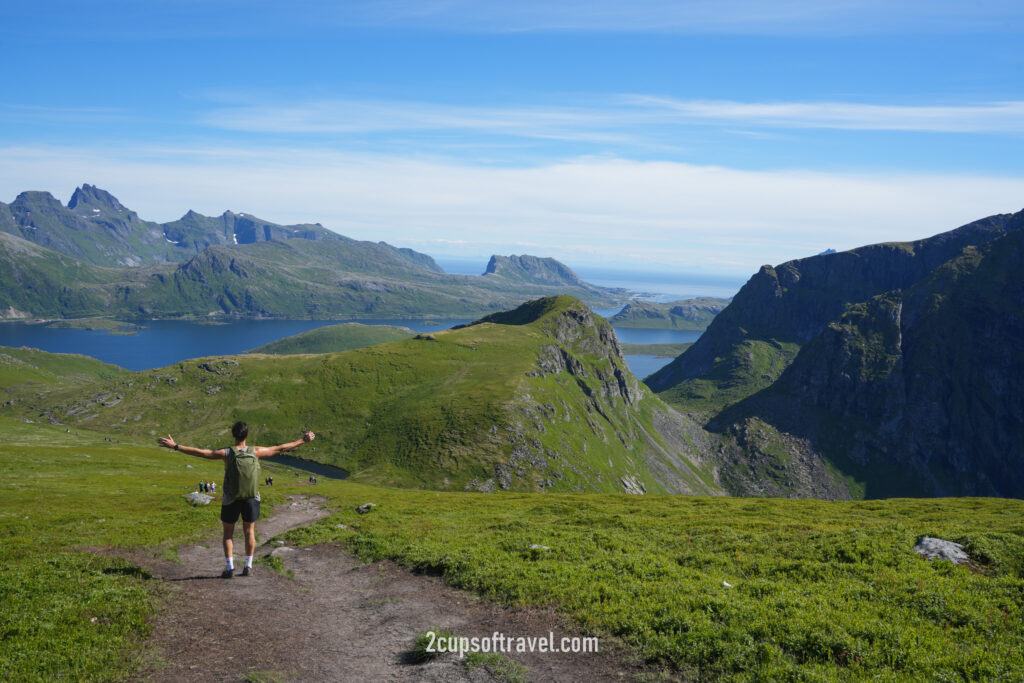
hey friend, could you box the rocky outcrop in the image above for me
[465,297,723,496]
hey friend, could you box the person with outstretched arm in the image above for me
[158,421,315,578]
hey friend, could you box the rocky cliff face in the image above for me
[648,211,1024,413]
[653,209,1024,499]
[460,297,723,495]
[755,228,1024,498]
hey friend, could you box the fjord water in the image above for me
[0,316,698,378]
[0,319,470,371]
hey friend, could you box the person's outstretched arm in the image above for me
[254,431,315,458]
[156,435,227,460]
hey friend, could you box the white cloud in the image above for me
[199,96,1024,144]
[630,97,1024,133]
[1,144,1021,277]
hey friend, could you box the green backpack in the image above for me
[226,446,261,500]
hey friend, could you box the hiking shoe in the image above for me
[241,566,253,577]
[220,568,234,579]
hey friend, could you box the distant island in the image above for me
[609,297,731,330]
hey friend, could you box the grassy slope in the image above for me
[247,322,415,354]
[0,420,225,680]
[657,338,801,416]
[2,421,1022,681]
[291,482,1024,681]
[0,345,126,389]
[3,298,717,495]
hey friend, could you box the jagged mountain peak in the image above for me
[68,184,127,212]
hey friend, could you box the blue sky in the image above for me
[1,1,1022,278]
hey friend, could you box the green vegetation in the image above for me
[0,419,228,680]
[1,189,626,321]
[465,652,529,682]
[620,342,693,358]
[655,338,800,416]
[410,629,456,663]
[3,297,717,496]
[0,345,126,390]
[247,323,415,355]
[45,319,143,334]
[288,480,1024,681]
[2,402,1023,681]
[610,298,730,330]
[256,554,294,578]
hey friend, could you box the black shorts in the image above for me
[220,498,260,524]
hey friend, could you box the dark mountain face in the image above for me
[650,209,1024,499]
[648,211,1023,411]
[753,229,1024,498]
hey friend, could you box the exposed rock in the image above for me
[620,475,647,495]
[356,503,376,514]
[914,537,970,565]
[183,492,213,506]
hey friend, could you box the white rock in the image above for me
[528,544,550,551]
[183,492,213,506]
[914,537,970,564]
[722,581,733,588]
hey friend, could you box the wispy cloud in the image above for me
[200,98,643,144]
[630,97,1024,133]
[198,95,1024,152]
[2,144,1020,276]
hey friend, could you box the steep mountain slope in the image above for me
[648,210,1023,414]
[3,297,721,495]
[0,231,131,319]
[0,227,623,320]
[609,297,730,330]
[716,227,1024,498]
[648,209,1024,499]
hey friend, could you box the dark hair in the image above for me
[231,421,249,442]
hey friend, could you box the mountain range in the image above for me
[0,185,624,320]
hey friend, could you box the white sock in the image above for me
[244,556,253,568]
[225,557,234,570]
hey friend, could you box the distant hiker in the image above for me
[209,481,216,494]
[198,480,205,492]
[158,422,316,578]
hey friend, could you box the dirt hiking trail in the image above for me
[118,495,648,682]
